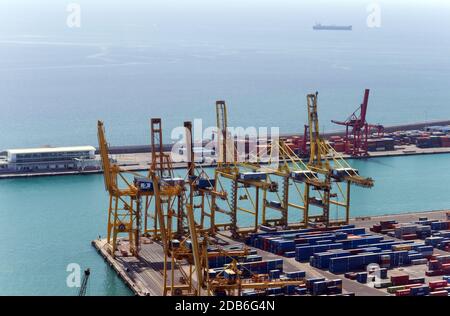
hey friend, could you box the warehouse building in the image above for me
[0,146,100,173]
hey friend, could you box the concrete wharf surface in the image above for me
[92,238,166,296]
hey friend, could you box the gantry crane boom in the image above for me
[332,89,370,128]
[97,121,119,194]
[216,100,233,168]
[307,92,328,172]
[97,121,141,257]
[331,89,372,156]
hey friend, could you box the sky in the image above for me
[1,1,449,42]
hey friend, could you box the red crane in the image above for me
[301,124,309,155]
[332,89,372,157]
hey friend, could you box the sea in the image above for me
[0,0,449,295]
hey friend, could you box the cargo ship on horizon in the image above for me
[313,23,352,31]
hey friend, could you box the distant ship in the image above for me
[313,23,352,31]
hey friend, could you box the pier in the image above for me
[2,119,450,179]
[1,144,450,179]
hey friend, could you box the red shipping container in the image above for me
[395,289,411,296]
[293,140,304,147]
[441,257,450,264]
[430,290,448,297]
[348,273,356,280]
[402,234,417,240]
[370,224,382,233]
[428,259,440,268]
[440,137,450,147]
[291,136,302,144]
[404,283,423,289]
[391,275,410,286]
[429,280,448,289]
[334,142,345,152]
[426,270,444,277]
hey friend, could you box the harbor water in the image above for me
[0,153,450,295]
[1,1,450,148]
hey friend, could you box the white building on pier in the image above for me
[0,146,100,173]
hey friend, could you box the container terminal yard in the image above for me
[92,210,450,296]
[84,91,450,297]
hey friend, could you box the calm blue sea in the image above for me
[0,0,450,295]
[0,0,450,148]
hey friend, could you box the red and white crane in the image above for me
[331,89,381,157]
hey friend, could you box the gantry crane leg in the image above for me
[254,188,259,231]
[107,195,113,245]
[281,176,289,228]
[323,183,331,227]
[303,183,310,226]
[230,178,238,239]
[345,180,351,224]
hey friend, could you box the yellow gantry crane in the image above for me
[305,92,374,227]
[144,118,186,239]
[211,100,328,233]
[97,120,153,257]
[145,118,200,296]
[257,139,325,229]
[211,101,279,239]
[182,120,225,234]
[98,120,201,295]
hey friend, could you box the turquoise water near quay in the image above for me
[0,153,449,295]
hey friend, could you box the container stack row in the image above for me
[388,276,449,296]
[281,125,450,157]
[247,225,432,274]
[387,127,450,149]
[370,218,450,245]
[426,254,450,277]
